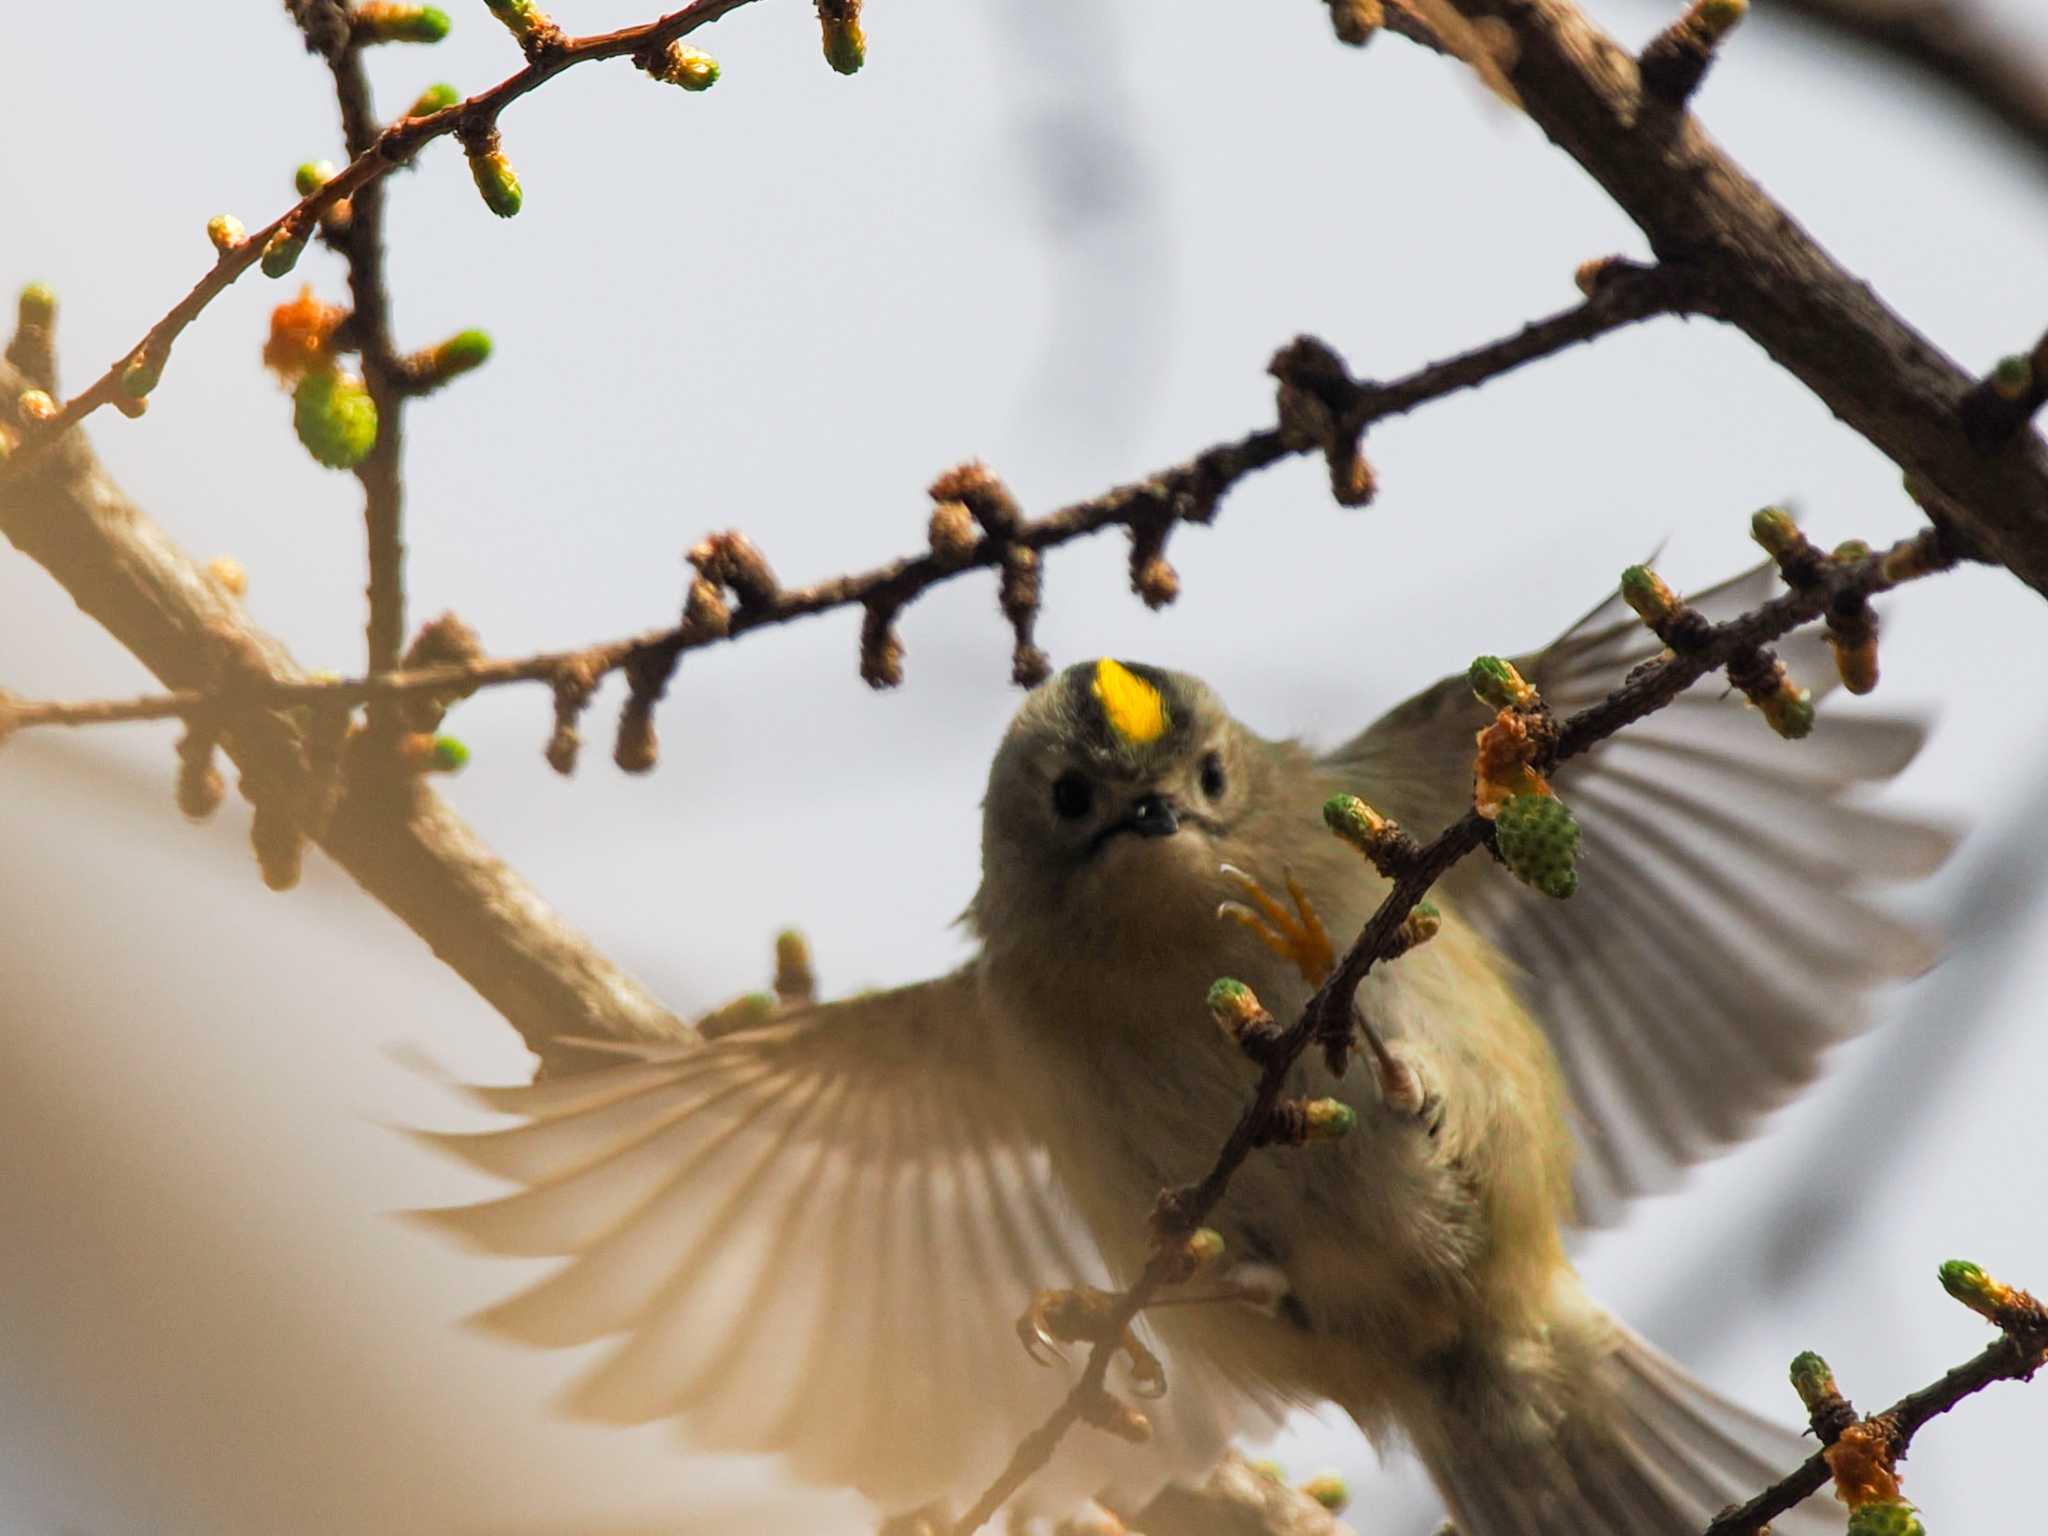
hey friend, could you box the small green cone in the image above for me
[822,19,866,73]
[430,735,470,772]
[295,160,338,197]
[292,370,379,470]
[1620,564,1679,626]
[1758,682,1815,740]
[1468,655,1534,710]
[1494,792,1580,899]
[1788,1350,1837,1412]
[1844,1504,1924,1536]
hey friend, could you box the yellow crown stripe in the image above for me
[1092,658,1169,745]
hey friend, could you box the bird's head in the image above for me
[973,658,1270,952]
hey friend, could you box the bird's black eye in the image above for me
[1052,770,1095,821]
[1199,752,1227,800]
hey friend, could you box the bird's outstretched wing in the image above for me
[410,968,1248,1518]
[1323,564,1958,1225]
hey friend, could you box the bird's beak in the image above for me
[1120,791,1180,839]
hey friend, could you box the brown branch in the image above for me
[1771,0,2048,170]
[949,531,1955,1533]
[0,267,1696,744]
[1706,1308,2048,1533]
[0,353,685,1075]
[324,30,410,720]
[1378,0,2048,595]
[0,0,761,480]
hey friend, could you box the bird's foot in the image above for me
[1015,1286,1167,1399]
[1216,864,1334,987]
[1368,1032,1445,1139]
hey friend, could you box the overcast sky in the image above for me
[4,2,2047,1532]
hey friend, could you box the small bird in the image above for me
[415,565,1952,1534]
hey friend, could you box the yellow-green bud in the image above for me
[484,0,553,45]
[356,3,452,43]
[207,213,247,253]
[17,282,56,327]
[1833,538,1872,561]
[292,369,379,470]
[16,388,58,425]
[1300,1474,1349,1513]
[817,0,866,73]
[430,735,470,772]
[1788,1351,1837,1412]
[1468,655,1536,711]
[1990,354,2033,401]
[1323,793,1395,855]
[1938,1259,2018,1323]
[1206,978,1266,1039]
[651,41,720,90]
[1757,681,1815,740]
[1395,900,1442,954]
[411,329,492,392]
[1620,564,1679,626]
[1691,0,1747,41]
[1302,1098,1356,1141]
[1250,1460,1286,1485]
[120,350,164,399]
[261,224,309,278]
[407,82,461,117]
[1184,1227,1226,1270]
[1749,505,1803,559]
[1844,1505,1924,1536]
[295,160,338,197]
[1494,792,1579,899]
[468,146,523,218]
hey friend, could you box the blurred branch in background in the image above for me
[1773,0,2048,171]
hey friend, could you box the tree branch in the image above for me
[0,0,761,480]
[0,266,1696,750]
[0,355,685,1074]
[1390,0,2048,593]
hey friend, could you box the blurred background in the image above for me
[3,1,2047,1531]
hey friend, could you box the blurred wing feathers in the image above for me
[1325,563,1957,1225]
[413,968,1239,1515]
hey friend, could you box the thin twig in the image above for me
[948,530,1954,1533]
[0,0,762,481]
[0,268,1696,738]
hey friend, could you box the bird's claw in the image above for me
[1014,1286,1169,1398]
[1372,1036,1446,1139]
[1216,863,1335,987]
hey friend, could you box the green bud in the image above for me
[468,146,523,218]
[1990,354,2033,401]
[1619,564,1678,626]
[1323,793,1392,852]
[484,0,552,44]
[1468,654,1534,711]
[1250,1460,1286,1485]
[1844,1505,1924,1536]
[1206,977,1265,1038]
[295,159,338,197]
[1494,792,1580,899]
[261,225,309,278]
[1300,1473,1349,1513]
[407,82,461,117]
[1758,682,1815,741]
[1937,1258,2016,1323]
[292,369,379,470]
[120,350,164,399]
[17,282,56,327]
[822,18,866,74]
[430,735,470,772]
[411,328,492,391]
[1302,1098,1356,1140]
[1184,1227,1226,1269]
[207,213,247,253]
[1749,505,1802,559]
[651,41,720,90]
[1788,1350,1837,1412]
[1833,538,1872,561]
[357,3,452,43]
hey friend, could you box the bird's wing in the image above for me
[1323,564,1958,1226]
[410,967,1250,1518]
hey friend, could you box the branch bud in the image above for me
[1468,655,1536,711]
[207,214,248,254]
[403,328,493,393]
[1300,1474,1349,1513]
[260,220,310,278]
[641,40,720,90]
[815,0,866,74]
[355,3,452,43]
[406,83,461,118]
[462,125,523,218]
[294,160,338,198]
[8,283,58,392]
[773,928,816,1008]
[483,0,563,53]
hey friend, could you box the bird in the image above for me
[410,562,1953,1534]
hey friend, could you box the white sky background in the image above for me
[3,2,2047,1532]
